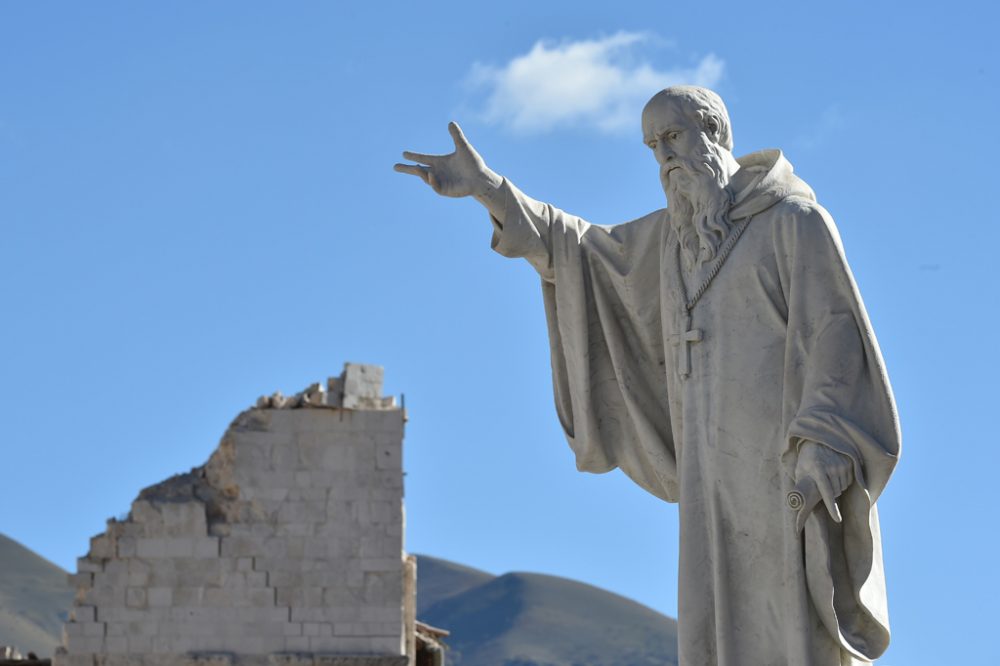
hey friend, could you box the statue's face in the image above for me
[641,98,712,195]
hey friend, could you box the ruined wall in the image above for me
[55,364,410,666]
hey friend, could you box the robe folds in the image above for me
[487,150,900,666]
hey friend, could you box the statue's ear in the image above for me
[703,114,721,142]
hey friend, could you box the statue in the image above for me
[395,86,899,666]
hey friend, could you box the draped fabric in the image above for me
[487,150,900,665]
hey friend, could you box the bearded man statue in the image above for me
[396,86,900,666]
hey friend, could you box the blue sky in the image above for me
[1,2,998,664]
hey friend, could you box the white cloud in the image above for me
[467,32,724,134]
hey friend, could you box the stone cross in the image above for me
[669,313,702,378]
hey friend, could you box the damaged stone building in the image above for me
[53,364,447,666]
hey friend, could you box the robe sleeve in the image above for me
[774,197,901,661]
[485,178,680,503]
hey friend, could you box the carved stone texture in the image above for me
[54,364,409,666]
[397,86,900,666]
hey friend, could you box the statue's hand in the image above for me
[794,441,854,523]
[394,122,500,198]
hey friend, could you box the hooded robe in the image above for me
[485,150,900,666]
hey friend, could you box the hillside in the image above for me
[416,555,678,666]
[415,555,496,616]
[0,534,73,657]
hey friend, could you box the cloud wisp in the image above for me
[467,32,724,134]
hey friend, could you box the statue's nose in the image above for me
[654,144,674,165]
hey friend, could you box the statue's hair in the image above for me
[647,86,734,151]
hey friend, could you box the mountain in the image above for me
[0,534,73,657]
[415,555,495,616]
[415,555,678,666]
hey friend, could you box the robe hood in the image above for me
[729,148,817,221]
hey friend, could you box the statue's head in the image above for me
[642,86,733,153]
[642,86,734,193]
[642,86,737,265]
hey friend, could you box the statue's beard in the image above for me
[664,141,734,268]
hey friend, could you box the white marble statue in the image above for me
[396,86,899,666]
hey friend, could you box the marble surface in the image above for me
[397,86,900,666]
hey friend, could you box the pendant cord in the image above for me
[676,215,755,312]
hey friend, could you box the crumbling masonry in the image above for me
[55,364,416,666]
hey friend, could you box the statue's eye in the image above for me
[668,132,680,141]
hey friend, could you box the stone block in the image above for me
[72,605,97,623]
[321,586,362,607]
[333,621,401,637]
[103,636,127,653]
[281,637,310,652]
[94,566,128,589]
[127,635,153,652]
[89,535,115,560]
[248,587,277,607]
[53,653,96,666]
[236,440,274,470]
[175,558,227,586]
[160,501,208,537]
[77,556,103,573]
[117,536,137,558]
[234,607,291,623]
[314,658,407,666]
[131,500,164,530]
[268,654,311,666]
[301,622,331,637]
[148,587,173,607]
[81,584,125,607]
[202,588,236,608]
[136,537,217,559]
[274,587,302,607]
[66,635,104,653]
[368,501,394,525]
[368,635,404,654]
[374,441,401,471]
[342,364,384,405]
[357,606,402,623]
[220,536,259,558]
[186,654,233,666]
[69,572,95,588]
[281,623,302,637]
[193,537,221,558]
[104,621,127,635]
[360,558,401,573]
[101,607,147,623]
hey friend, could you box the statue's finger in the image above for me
[837,467,851,494]
[402,151,443,165]
[449,122,471,150]
[795,501,814,533]
[394,163,430,184]
[816,475,842,523]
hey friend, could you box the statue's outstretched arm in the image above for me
[396,122,595,279]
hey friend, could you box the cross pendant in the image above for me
[669,312,702,379]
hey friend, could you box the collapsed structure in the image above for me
[55,364,426,666]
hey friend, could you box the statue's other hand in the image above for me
[394,122,498,198]
[794,441,854,523]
